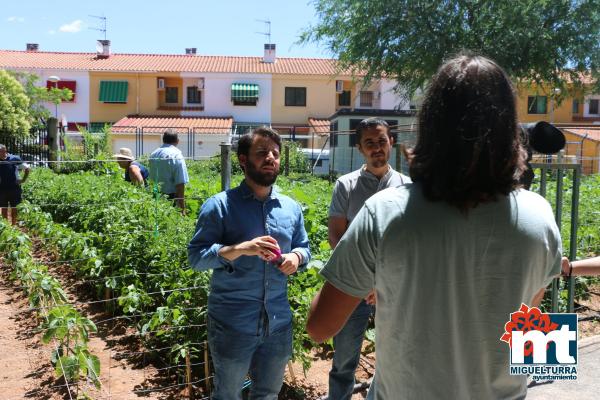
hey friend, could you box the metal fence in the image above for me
[0,129,49,164]
[531,158,581,313]
[110,126,233,160]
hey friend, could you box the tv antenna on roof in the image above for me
[255,19,272,43]
[89,14,107,40]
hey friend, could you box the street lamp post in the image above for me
[47,75,60,119]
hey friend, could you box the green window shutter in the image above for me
[527,96,547,114]
[537,96,547,114]
[231,83,259,102]
[99,81,128,103]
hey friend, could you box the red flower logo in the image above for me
[500,303,558,356]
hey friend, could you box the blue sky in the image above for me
[0,0,330,58]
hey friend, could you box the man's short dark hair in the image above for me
[409,53,527,211]
[162,131,179,144]
[236,126,282,159]
[355,118,392,143]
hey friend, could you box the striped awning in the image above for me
[99,80,128,103]
[231,83,259,101]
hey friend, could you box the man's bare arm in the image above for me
[307,282,362,343]
[531,287,546,308]
[328,216,348,249]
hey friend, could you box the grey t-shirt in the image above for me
[329,165,411,223]
[321,184,562,400]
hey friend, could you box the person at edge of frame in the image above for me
[561,255,600,277]
[307,53,562,400]
[187,126,311,399]
[0,144,31,225]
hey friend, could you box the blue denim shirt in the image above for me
[188,180,311,336]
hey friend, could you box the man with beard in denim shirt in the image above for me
[188,127,310,399]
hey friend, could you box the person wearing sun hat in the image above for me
[113,147,149,186]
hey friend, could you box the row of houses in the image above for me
[1,41,599,174]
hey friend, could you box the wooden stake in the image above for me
[204,345,211,396]
[186,351,194,400]
[104,286,111,312]
[287,361,297,385]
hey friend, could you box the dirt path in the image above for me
[0,234,182,400]
[0,280,47,399]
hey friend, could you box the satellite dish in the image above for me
[96,41,104,54]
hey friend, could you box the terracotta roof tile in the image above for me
[0,50,353,76]
[308,118,331,136]
[112,116,233,134]
[564,127,600,142]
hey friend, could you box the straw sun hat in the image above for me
[113,147,135,161]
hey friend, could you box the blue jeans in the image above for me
[328,300,374,400]
[207,315,292,400]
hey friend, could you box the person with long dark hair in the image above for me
[307,54,562,399]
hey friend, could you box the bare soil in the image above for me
[0,233,192,400]
[576,282,600,338]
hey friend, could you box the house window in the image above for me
[233,98,258,106]
[47,80,77,102]
[66,122,88,132]
[572,99,580,114]
[590,99,599,115]
[330,121,338,147]
[187,86,202,104]
[338,90,351,107]
[385,119,398,142]
[285,87,307,107]
[527,96,547,114]
[349,119,363,146]
[89,122,111,132]
[165,87,178,103]
[360,91,374,107]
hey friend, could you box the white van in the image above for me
[300,148,330,175]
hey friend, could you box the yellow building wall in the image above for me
[90,72,182,123]
[271,75,337,125]
[563,131,600,174]
[516,84,573,124]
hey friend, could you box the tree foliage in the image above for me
[301,0,600,98]
[0,69,31,137]
[0,70,72,137]
[9,70,73,129]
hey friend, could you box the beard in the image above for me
[369,152,388,168]
[245,160,279,187]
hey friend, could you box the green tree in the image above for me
[9,71,73,130]
[0,69,31,137]
[301,0,600,98]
